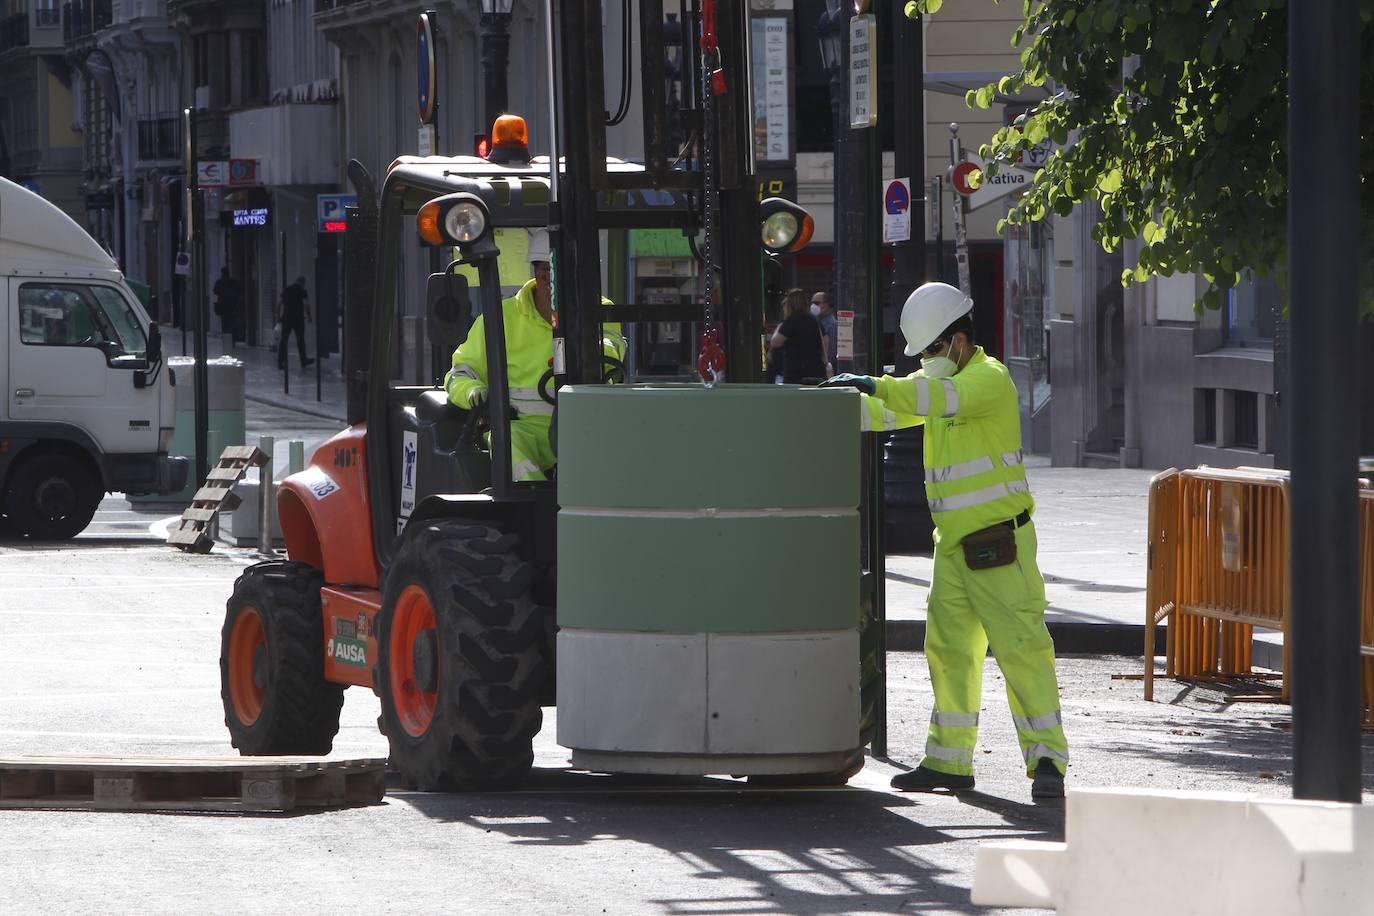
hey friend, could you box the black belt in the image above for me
[1000,509,1032,531]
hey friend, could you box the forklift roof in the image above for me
[0,176,122,281]
[383,155,681,228]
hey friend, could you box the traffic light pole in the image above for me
[1288,0,1362,803]
[183,107,210,491]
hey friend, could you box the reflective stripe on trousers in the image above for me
[919,519,1069,778]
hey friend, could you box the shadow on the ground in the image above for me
[1099,681,1374,793]
[396,769,1062,914]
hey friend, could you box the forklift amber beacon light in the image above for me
[758,197,815,255]
[416,193,490,247]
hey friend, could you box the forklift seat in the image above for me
[416,388,468,450]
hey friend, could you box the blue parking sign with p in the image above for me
[317,194,358,233]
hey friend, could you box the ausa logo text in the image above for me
[327,636,368,667]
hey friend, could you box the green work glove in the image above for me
[466,386,489,408]
[818,373,876,395]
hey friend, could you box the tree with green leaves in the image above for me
[906,0,1374,315]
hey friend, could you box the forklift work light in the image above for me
[444,201,488,243]
[759,198,815,254]
[415,193,490,247]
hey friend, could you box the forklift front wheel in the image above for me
[376,521,546,791]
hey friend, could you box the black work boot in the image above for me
[1031,759,1065,799]
[890,765,974,793]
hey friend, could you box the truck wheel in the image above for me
[220,561,345,755]
[4,452,101,540]
[376,521,546,791]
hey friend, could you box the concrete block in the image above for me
[971,788,1374,916]
[706,631,859,755]
[556,630,707,754]
[222,479,282,547]
[971,839,1063,909]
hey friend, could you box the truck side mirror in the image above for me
[147,323,162,362]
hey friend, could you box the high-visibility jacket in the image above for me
[444,278,626,416]
[861,346,1032,551]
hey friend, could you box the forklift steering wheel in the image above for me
[537,356,628,405]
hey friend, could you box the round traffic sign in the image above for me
[417,13,437,125]
[884,180,910,215]
[951,160,980,196]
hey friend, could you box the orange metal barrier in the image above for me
[1147,469,1374,726]
[1145,468,1290,701]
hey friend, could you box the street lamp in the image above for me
[480,0,514,135]
[663,13,684,154]
[817,2,844,75]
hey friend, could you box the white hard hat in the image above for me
[899,282,973,356]
[527,228,551,264]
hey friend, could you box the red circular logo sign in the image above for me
[951,161,980,196]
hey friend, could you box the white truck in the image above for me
[0,177,186,538]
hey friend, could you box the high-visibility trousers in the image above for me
[486,415,556,482]
[920,520,1069,777]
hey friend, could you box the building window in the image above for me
[1224,272,1278,345]
[193,34,209,88]
[1195,389,1216,445]
[242,33,263,104]
[1231,390,1259,451]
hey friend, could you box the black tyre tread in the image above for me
[4,451,101,540]
[377,521,547,791]
[220,560,345,755]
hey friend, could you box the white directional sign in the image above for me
[952,151,1033,211]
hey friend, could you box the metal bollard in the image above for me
[289,440,305,475]
[258,436,274,555]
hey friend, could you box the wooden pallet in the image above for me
[0,756,387,813]
[167,445,267,553]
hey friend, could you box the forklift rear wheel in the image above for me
[376,521,546,791]
[4,451,101,540]
[220,561,345,755]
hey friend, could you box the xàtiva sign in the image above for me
[951,152,1032,212]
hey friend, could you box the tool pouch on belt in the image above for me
[961,522,1018,570]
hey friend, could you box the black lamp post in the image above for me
[817,3,847,369]
[480,0,514,134]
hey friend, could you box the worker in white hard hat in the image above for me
[820,281,1068,800]
[445,228,626,481]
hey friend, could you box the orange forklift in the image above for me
[217,1,885,790]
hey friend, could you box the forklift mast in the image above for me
[551,0,763,388]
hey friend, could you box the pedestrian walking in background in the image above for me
[213,267,241,342]
[768,288,827,384]
[811,289,837,377]
[821,281,1069,801]
[276,276,313,370]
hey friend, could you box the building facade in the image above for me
[0,0,83,216]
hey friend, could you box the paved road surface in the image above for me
[1,536,1369,914]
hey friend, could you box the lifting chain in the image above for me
[696,0,726,387]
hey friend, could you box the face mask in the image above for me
[921,341,962,379]
[809,304,822,316]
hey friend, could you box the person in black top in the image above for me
[768,288,828,384]
[213,267,242,341]
[276,276,313,369]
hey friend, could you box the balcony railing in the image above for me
[137,114,181,162]
[313,0,364,14]
[35,7,61,27]
[61,0,110,40]
[0,13,29,51]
